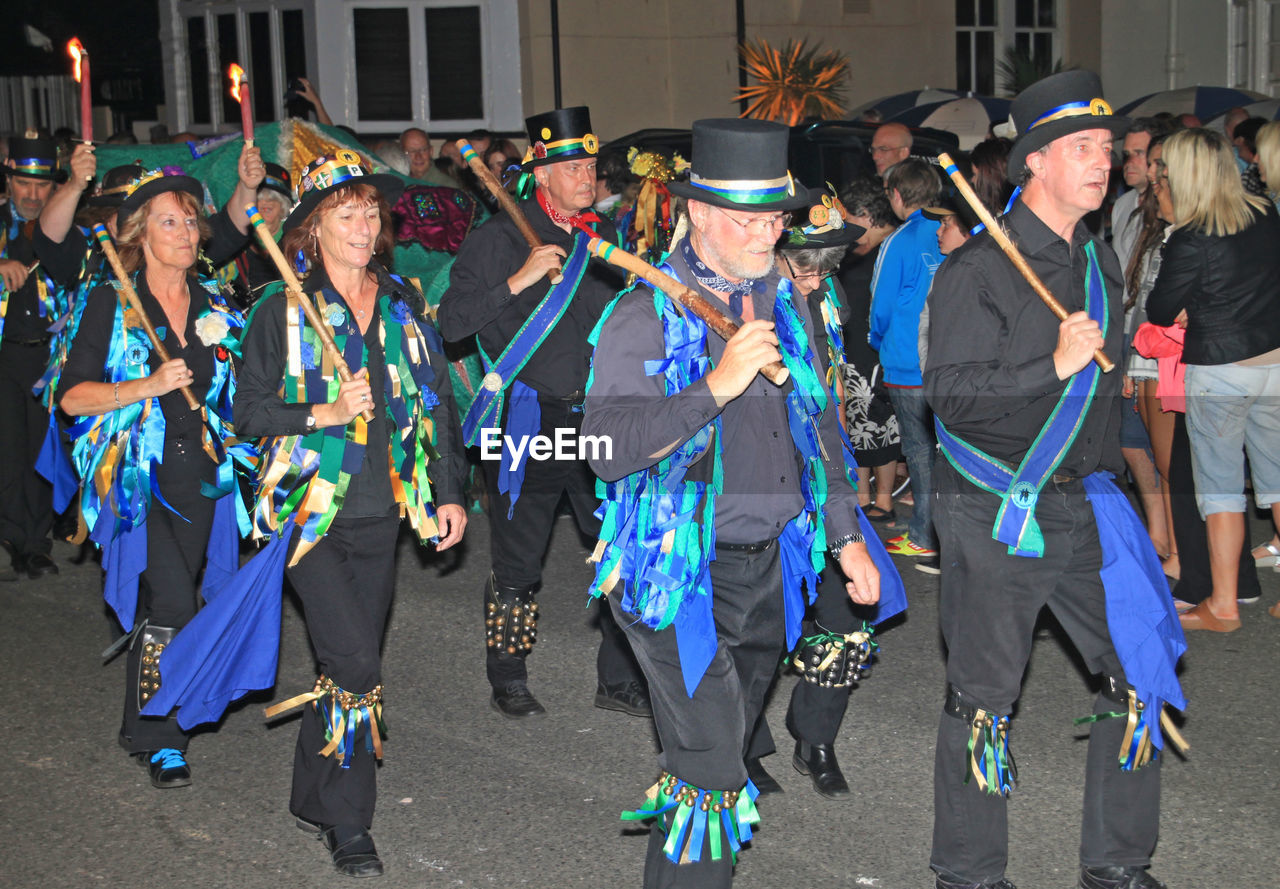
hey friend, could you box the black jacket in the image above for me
[1145,203,1280,365]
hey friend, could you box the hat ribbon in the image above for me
[1027,98,1114,131]
[10,157,56,177]
[687,171,795,206]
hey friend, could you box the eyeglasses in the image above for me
[713,205,790,235]
[782,253,834,283]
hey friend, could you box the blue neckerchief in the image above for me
[460,230,592,445]
[679,238,761,317]
[935,240,1108,557]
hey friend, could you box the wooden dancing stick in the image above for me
[89,224,202,412]
[936,152,1114,374]
[585,237,790,387]
[455,138,563,285]
[243,205,375,423]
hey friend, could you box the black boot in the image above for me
[792,739,850,798]
[484,575,544,718]
[746,756,783,795]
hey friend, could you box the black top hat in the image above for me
[88,164,147,207]
[260,163,294,202]
[4,133,66,183]
[283,150,404,233]
[668,119,808,212]
[780,186,864,249]
[115,169,206,230]
[1006,70,1128,183]
[521,106,599,170]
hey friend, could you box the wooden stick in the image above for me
[243,205,375,423]
[455,138,562,285]
[936,152,1114,374]
[89,224,202,412]
[585,238,790,387]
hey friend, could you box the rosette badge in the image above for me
[195,312,232,348]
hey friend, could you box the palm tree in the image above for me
[997,46,1065,96]
[736,38,849,126]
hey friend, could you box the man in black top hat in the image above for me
[924,70,1169,889]
[583,119,879,888]
[0,131,78,580]
[438,106,647,720]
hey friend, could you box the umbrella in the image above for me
[1205,98,1280,132]
[889,96,1012,150]
[141,529,293,730]
[848,88,960,121]
[1117,86,1269,122]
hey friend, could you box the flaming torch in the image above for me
[67,38,91,144]
[228,63,253,147]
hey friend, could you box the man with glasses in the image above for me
[583,119,880,887]
[399,127,434,181]
[870,122,913,178]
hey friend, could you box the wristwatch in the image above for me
[828,532,865,556]
[305,410,317,429]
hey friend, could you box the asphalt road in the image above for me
[3,507,1277,889]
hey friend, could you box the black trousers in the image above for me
[119,465,216,754]
[0,341,53,557]
[786,560,876,746]
[930,461,1161,884]
[1169,413,1259,605]
[612,542,787,889]
[286,508,399,830]
[481,398,638,688]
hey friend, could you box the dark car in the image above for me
[600,120,960,191]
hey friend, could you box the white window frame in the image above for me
[341,0,520,133]
[172,1,311,134]
[956,0,1060,95]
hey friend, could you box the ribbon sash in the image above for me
[460,232,592,445]
[936,241,1108,557]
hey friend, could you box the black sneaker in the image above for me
[490,681,546,719]
[138,748,192,789]
[915,555,942,575]
[594,680,653,718]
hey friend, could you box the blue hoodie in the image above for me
[868,208,942,386]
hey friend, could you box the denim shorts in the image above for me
[1118,390,1152,450]
[1184,362,1280,516]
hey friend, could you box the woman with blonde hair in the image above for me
[1146,127,1280,629]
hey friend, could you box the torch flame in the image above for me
[67,38,87,83]
[229,64,247,102]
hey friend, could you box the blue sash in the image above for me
[460,231,592,445]
[935,241,1108,558]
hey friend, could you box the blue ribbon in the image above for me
[936,242,1108,557]
[461,232,593,445]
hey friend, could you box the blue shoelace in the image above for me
[150,748,187,768]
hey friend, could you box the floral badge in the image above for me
[195,311,231,348]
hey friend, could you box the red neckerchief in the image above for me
[537,188,600,239]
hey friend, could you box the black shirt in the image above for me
[59,272,219,490]
[923,200,1124,476]
[234,262,465,515]
[437,196,623,398]
[2,203,68,342]
[582,242,859,545]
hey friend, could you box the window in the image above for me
[425,7,484,121]
[955,0,1058,96]
[1228,0,1280,96]
[353,8,413,120]
[186,17,211,125]
[248,11,275,123]
[956,0,998,95]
